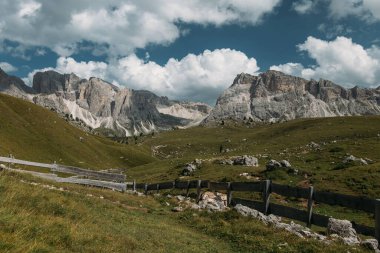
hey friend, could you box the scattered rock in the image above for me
[176,195,186,202]
[190,203,200,210]
[280,160,291,168]
[233,155,259,166]
[361,239,379,252]
[0,164,6,170]
[266,159,298,174]
[266,160,282,171]
[327,218,360,245]
[198,191,228,211]
[172,206,184,212]
[343,155,368,165]
[234,204,326,241]
[181,159,203,176]
[239,172,252,179]
[181,163,197,176]
[218,159,234,165]
[307,142,321,150]
[193,159,202,166]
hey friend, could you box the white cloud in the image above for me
[270,36,380,87]
[317,23,352,39]
[270,62,315,79]
[55,57,108,80]
[18,1,41,18]
[110,49,260,103]
[0,62,18,72]
[25,49,260,104]
[0,0,281,58]
[292,0,314,14]
[328,0,380,22]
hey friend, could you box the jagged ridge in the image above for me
[203,70,380,124]
[0,69,211,136]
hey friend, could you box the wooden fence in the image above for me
[0,156,125,182]
[1,156,379,242]
[129,179,380,242]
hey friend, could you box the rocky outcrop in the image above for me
[0,68,34,99]
[327,218,360,245]
[198,191,228,211]
[217,155,259,166]
[0,69,211,136]
[266,159,298,175]
[203,70,380,124]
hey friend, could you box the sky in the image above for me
[0,0,380,105]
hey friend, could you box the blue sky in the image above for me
[0,0,380,104]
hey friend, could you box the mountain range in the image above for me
[203,70,380,125]
[1,68,380,136]
[0,68,211,136]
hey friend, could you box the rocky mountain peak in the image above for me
[203,70,380,125]
[0,67,7,77]
[232,73,256,86]
[33,70,83,94]
[0,67,34,97]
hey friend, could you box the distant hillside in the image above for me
[0,93,155,170]
[131,116,380,198]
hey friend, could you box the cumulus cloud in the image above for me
[0,62,18,72]
[270,36,380,87]
[292,0,314,14]
[0,0,281,58]
[25,49,259,104]
[327,0,380,22]
[317,23,352,39]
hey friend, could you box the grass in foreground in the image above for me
[0,171,366,253]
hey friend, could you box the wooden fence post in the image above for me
[262,180,271,215]
[375,199,380,245]
[186,180,190,197]
[133,180,136,192]
[307,186,314,227]
[227,182,232,206]
[144,183,148,195]
[196,180,202,203]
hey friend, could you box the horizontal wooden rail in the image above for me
[230,181,262,192]
[6,168,126,192]
[313,191,375,213]
[134,178,379,240]
[0,156,125,182]
[271,183,309,199]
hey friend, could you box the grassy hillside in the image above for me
[130,116,380,197]
[0,171,361,252]
[0,93,155,170]
[0,93,378,251]
[126,116,380,228]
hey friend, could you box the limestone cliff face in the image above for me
[0,69,211,136]
[0,68,35,99]
[203,70,380,124]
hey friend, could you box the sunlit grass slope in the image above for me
[0,171,361,253]
[0,93,155,170]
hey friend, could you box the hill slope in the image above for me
[0,93,155,170]
[131,116,380,197]
[0,171,357,252]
